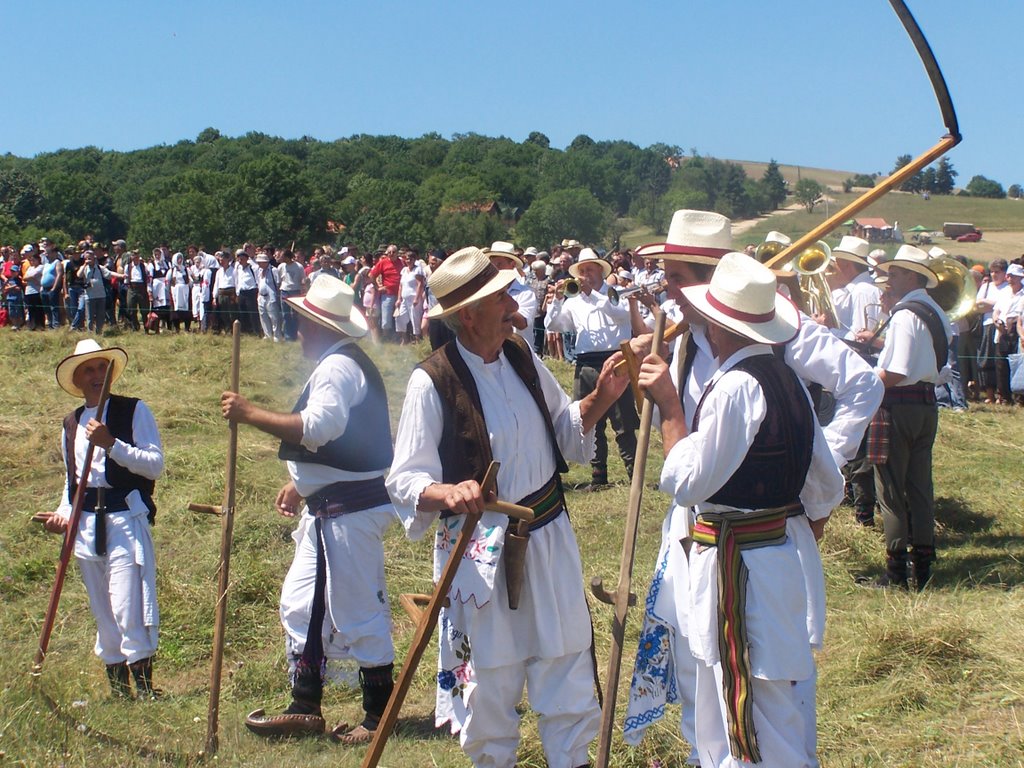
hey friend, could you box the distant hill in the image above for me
[733,160,860,190]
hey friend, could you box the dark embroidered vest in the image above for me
[64,395,157,521]
[417,335,569,487]
[278,344,394,471]
[693,353,813,509]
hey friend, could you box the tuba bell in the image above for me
[926,255,977,322]
[777,239,842,329]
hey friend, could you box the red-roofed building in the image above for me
[851,217,893,242]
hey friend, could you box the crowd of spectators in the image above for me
[4,236,1022,409]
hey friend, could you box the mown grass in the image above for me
[1,327,1023,767]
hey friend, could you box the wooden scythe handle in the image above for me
[204,320,241,757]
[594,309,667,768]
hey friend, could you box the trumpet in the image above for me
[560,278,581,298]
[608,279,668,306]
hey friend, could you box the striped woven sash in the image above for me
[515,473,565,531]
[691,503,802,764]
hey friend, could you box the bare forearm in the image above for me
[240,407,304,444]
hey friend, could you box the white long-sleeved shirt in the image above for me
[831,271,884,340]
[544,286,632,353]
[508,277,537,340]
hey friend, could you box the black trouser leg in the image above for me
[286,518,327,715]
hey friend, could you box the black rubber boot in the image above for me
[106,661,131,699]
[911,545,936,592]
[359,664,395,730]
[129,657,159,700]
[858,549,909,590]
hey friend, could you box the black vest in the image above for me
[418,335,569,487]
[278,344,393,471]
[64,395,157,520]
[693,353,813,509]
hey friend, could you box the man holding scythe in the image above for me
[221,275,397,744]
[39,339,164,699]
[387,246,630,768]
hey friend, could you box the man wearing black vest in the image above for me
[867,245,951,591]
[42,339,164,699]
[637,251,842,768]
[221,275,396,744]
[387,246,629,768]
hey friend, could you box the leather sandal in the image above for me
[244,707,326,737]
[329,722,376,745]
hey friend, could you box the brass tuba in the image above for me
[926,255,977,322]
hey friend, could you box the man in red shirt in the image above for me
[368,244,402,342]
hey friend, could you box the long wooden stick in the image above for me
[203,320,241,757]
[33,362,115,672]
[591,309,667,768]
[361,462,502,768]
[612,319,688,377]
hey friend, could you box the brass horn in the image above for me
[561,278,581,298]
[607,279,668,307]
[926,255,977,322]
[783,240,842,329]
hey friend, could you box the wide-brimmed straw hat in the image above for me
[636,209,733,265]
[483,241,524,269]
[833,235,871,266]
[285,274,368,337]
[56,339,128,398]
[568,247,612,279]
[427,246,518,319]
[873,244,938,288]
[680,252,800,345]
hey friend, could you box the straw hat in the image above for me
[284,274,368,337]
[426,246,518,319]
[873,244,938,288]
[833,235,871,266]
[56,339,128,398]
[636,209,733,265]
[680,252,800,345]
[483,241,524,269]
[568,247,612,279]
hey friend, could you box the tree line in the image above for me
[0,130,795,253]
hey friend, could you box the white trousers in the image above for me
[78,547,158,664]
[460,648,598,768]
[258,294,281,340]
[694,661,812,768]
[280,508,395,669]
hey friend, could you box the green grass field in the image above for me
[1,328,1023,767]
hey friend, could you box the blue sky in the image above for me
[3,1,1022,188]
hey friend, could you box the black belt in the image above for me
[82,487,133,556]
[129,282,147,288]
[305,476,390,519]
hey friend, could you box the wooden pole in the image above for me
[33,362,115,673]
[591,310,667,768]
[361,462,504,768]
[204,320,241,757]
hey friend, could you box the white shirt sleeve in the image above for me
[785,314,884,467]
[299,353,367,451]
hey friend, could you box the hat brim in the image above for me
[681,285,800,345]
[484,250,525,269]
[874,260,938,288]
[635,242,729,266]
[569,260,611,279]
[55,347,128,398]
[285,295,369,338]
[427,269,518,319]
[833,249,871,268]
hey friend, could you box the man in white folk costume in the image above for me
[387,246,630,768]
[42,339,164,699]
[637,251,844,767]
